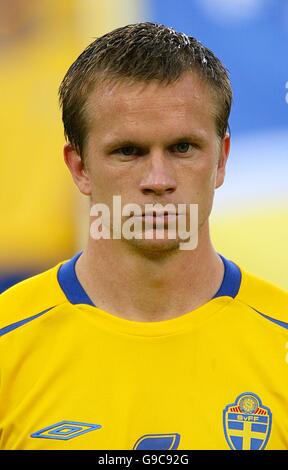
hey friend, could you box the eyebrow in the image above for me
[104,139,140,151]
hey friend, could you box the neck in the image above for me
[75,222,224,322]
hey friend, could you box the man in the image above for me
[0,22,287,451]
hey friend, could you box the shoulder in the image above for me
[0,260,67,332]
[236,265,288,324]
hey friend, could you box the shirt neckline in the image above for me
[57,251,242,307]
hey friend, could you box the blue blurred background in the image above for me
[0,0,287,291]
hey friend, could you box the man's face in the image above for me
[75,72,230,253]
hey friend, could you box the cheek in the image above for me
[89,164,132,203]
[186,161,217,226]
[87,166,110,203]
[188,158,218,197]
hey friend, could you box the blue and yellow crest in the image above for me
[223,392,272,450]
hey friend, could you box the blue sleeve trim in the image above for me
[212,254,242,299]
[250,307,288,330]
[57,252,95,306]
[0,306,56,337]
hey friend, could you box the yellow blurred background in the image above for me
[0,0,287,291]
[0,0,144,287]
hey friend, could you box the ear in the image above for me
[215,133,230,189]
[63,143,92,196]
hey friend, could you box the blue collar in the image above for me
[57,252,242,306]
[213,253,242,299]
[57,252,94,306]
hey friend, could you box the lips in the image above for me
[138,212,181,227]
[142,213,177,217]
[140,210,181,217]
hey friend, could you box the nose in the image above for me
[139,152,177,196]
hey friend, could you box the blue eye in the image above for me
[119,146,137,156]
[175,143,191,153]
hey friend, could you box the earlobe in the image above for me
[63,143,92,196]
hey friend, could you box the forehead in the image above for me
[85,72,218,138]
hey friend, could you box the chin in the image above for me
[125,234,181,258]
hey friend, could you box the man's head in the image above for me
[59,22,232,161]
[61,23,232,255]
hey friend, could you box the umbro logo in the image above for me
[31,423,180,449]
[31,420,101,440]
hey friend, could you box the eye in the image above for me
[174,143,192,153]
[118,146,138,156]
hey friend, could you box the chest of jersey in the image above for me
[1,303,288,450]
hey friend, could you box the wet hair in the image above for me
[59,22,232,160]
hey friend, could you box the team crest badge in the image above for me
[223,392,272,450]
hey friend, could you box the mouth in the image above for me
[133,211,184,227]
[142,210,179,217]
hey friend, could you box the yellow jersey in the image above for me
[0,252,288,450]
